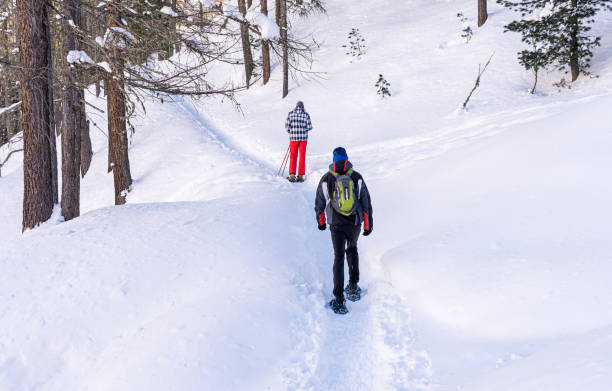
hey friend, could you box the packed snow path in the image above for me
[180,100,436,390]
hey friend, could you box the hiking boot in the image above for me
[344,283,362,302]
[297,175,305,182]
[329,296,348,314]
[287,174,296,182]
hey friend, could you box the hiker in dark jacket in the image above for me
[285,101,312,182]
[315,147,373,313]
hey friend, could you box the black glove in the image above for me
[318,224,327,231]
[363,228,372,236]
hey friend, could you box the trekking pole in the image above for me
[281,145,290,177]
[278,145,290,177]
[281,147,291,177]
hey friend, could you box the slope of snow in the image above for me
[1,0,612,390]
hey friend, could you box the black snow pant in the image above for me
[330,224,361,300]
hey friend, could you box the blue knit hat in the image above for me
[333,147,348,162]
[296,101,304,108]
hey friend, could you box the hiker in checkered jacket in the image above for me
[285,101,312,182]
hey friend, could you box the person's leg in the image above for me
[330,226,348,300]
[288,141,299,175]
[298,140,308,176]
[345,224,361,285]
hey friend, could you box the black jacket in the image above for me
[314,161,373,230]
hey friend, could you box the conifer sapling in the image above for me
[375,74,391,98]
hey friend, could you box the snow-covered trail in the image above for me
[152,97,437,390]
[182,101,435,390]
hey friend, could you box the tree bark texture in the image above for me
[238,0,254,88]
[107,97,112,173]
[3,58,14,138]
[275,0,281,26]
[81,116,93,178]
[107,74,132,205]
[77,11,91,178]
[281,0,288,98]
[18,0,54,230]
[478,0,488,27]
[60,0,82,221]
[261,0,271,85]
[107,1,132,205]
[48,2,58,204]
[2,1,16,140]
[570,0,579,81]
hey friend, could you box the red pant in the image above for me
[289,140,308,175]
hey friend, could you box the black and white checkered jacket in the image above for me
[285,107,312,141]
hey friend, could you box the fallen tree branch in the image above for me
[0,148,23,177]
[463,52,495,110]
[0,101,21,118]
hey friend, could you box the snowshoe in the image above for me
[344,283,362,302]
[287,174,296,183]
[296,175,305,182]
[328,297,348,315]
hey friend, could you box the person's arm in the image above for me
[306,113,313,132]
[314,175,329,229]
[285,113,291,134]
[358,177,373,235]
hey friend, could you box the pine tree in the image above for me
[60,0,83,220]
[498,0,612,86]
[375,74,391,98]
[238,0,254,88]
[342,28,366,60]
[261,0,271,84]
[106,0,132,205]
[281,0,288,98]
[17,0,54,230]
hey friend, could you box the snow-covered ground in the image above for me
[2,0,612,389]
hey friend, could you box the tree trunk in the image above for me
[247,0,252,8]
[107,75,132,205]
[281,0,288,98]
[77,3,91,179]
[531,68,538,94]
[172,0,180,55]
[238,0,254,88]
[108,0,132,205]
[3,0,16,140]
[18,0,54,230]
[478,0,488,28]
[570,0,579,81]
[2,23,14,140]
[47,2,58,204]
[107,96,112,173]
[51,20,62,137]
[3,57,13,138]
[261,0,271,85]
[81,116,92,178]
[60,0,83,221]
[275,0,281,26]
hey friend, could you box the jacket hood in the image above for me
[329,160,353,175]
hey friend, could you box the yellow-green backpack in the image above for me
[331,169,357,216]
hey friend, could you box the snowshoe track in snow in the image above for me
[168,103,434,390]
